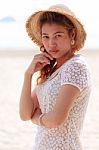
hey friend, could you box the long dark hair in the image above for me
[37,12,76,84]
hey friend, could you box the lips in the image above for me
[49,49,59,53]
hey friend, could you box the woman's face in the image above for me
[41,23,72,59]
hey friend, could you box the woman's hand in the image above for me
[25,52,53,77]
[31,107,42,125]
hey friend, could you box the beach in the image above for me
[0,49,99,150]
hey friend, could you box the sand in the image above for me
[0,49,99,150]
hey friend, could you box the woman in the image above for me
[19,4,91,150]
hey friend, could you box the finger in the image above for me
[42,62,48,67]
[41,58,50,64]
[35,52,53,60]
[34,54,51,64]
[42,52,53,60]
[39,56,50,63]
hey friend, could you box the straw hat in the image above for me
[26,4,86,51]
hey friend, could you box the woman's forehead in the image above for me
[41,23,67,34]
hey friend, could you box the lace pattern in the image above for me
[33,55,91,150]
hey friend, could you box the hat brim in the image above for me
[26,6,86,51]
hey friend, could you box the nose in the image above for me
[48,37,56,48]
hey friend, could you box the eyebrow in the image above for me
[42,32,64,35]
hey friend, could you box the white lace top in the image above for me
[33,54,91,150]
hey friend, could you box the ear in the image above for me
[71,28,76,39]
[40,45,46,52]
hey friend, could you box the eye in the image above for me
[42,35,49,39]
[55,34,62,38]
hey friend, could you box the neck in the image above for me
[56,51,75,69]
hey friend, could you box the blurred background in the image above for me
[0,0,99,149]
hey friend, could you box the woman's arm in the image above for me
[19,51,53,121]
[19,72,39,121]
[31,84,80,127]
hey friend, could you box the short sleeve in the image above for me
[33,87,37,93]
[61,60,90,92]
[33,85,38,94]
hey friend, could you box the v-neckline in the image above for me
[47,66,61,80]
[46,54,80,81]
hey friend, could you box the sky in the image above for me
[0,0,99,49]
[0,0,99,35]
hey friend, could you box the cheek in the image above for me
[59,38,71,48]
[42,41,49,51]
[42,39,48,47]
[43,42,48,49]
